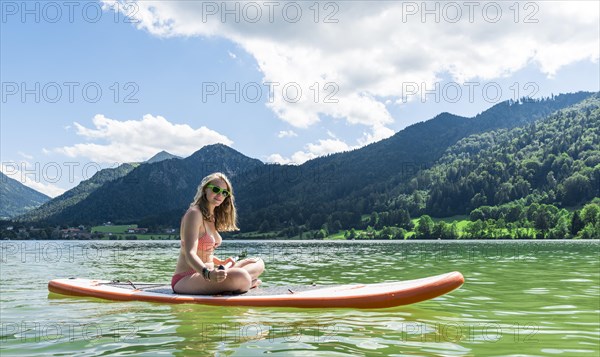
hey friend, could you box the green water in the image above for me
[1,240,598,356]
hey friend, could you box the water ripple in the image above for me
[0,240,598,356]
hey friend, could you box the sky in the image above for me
[1,0,599,198]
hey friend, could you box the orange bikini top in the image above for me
[181,220,218,250]
[197,231,216,249]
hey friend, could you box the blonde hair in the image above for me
[190,172,239,231]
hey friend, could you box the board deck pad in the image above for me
[49,272,465,309]
[103,282,327,296]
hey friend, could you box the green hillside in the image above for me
[408,94,599,215]
[10,92,598,239]
[0,172,50,219]
[18,163,137,222]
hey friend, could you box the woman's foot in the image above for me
[250,279,262,289]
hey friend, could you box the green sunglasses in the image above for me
[207,184,231,197]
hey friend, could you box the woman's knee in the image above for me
[245,258,265,274]
[228,268,252,292]
[255,258,265,272]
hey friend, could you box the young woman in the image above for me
[171,172,264,294]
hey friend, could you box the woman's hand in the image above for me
[209,268,227,283]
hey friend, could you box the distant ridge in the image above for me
[146,151,182,164]
[17,163,137,222]
[235,91,596,230]
[16,91,598,231]
[0,172,50,219]
[41,144,264,225]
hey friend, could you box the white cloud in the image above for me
[358,125,396,147]
[268,137,352,165]
[306,139,351,157]
[18,151,33,160]
[20,180,66,198]
[265,153,289,164]
[290,151,317,165]
[277,130,298,138]
[1,162,66,198]
[53,114,233,163]
[104,0,598,146]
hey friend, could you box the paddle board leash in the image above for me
[107,280,167,290]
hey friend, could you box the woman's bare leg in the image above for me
[235,258,265,287]
[174,268,252,295]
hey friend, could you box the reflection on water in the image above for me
[1,240,599,356]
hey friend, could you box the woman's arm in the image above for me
[210,231,234,266]
[212,256,236,267]
[181,209,210,273]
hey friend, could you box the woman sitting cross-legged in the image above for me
[171,172,264,294]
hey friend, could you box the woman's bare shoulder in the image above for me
[183,206,203,222]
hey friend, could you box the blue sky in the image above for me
[1,1,599,197]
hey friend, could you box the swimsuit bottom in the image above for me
[171,269,196,291]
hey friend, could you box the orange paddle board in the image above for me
[48,272,464,309]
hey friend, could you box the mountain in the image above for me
[21,91,596,230]
[0,172,50,219]
[43,144,264,225]
[146,151,181,164]
[17,163,137,222]
[234,92,595,231]
[19,151,181,222]
[411,93,600,216]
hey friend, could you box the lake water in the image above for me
[1,240,599,356]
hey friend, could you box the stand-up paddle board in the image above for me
[48,271,464,309]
